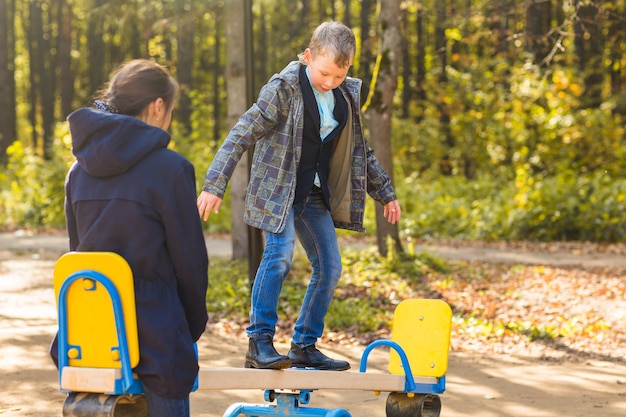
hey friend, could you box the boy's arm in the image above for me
[201,79,288,198]
[364,142,397,204]
[365,150,402,224]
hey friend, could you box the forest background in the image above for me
[0,0,624,246]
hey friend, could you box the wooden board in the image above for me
[60,367,438,393]
[61,366,122,393]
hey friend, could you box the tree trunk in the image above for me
[574,0,603,108]
[414,4,426,122]
[342,0,351,27]
[176,0,194,134]
[359,0,375,104]
[39,0,55,160]
[88,0,106,95]
[57,0,73,119]
[26,1,42,151]
[363,0,402,257]
[212,2,222,143]
[485,1,514,61]
[400,6,410,118]
[435,0,454,175]
[0,0,17,165]
[225,0,251,261]
[607,4,623,97]
[256,3,268,87]
[525,0,552,66]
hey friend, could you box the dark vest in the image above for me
[294,64,348,206]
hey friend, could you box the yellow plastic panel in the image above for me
[388,299,452,377]
[54,252,139,369]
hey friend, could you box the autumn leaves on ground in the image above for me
[217,239,626,365]
[436,259,625,361]
[430,240,626,362]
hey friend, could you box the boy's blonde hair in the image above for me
[302,21,356,68]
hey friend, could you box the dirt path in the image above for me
[1,232,625,416]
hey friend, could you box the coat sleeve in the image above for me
[201,78,289,198]
[365,141,398,205]
[162,161,209,341]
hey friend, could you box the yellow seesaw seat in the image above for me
[388,298,452,378]
[54,251,139,369]
[53,252,150,417]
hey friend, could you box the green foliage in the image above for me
[397,175,512,240]
[0,125,73,229]
[450,315,610,342]
[326,297,388,334]
[205,257,251,320]
[398,172,625,242]
[509,169,626,242]
[388,58,625,243]
[394,60,626,181]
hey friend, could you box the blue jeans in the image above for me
[143,383,190,417]
[247,191,342,347]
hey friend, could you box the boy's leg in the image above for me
[245,209,296,369]
[290,192,349,370]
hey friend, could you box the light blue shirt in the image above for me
[306,67,338,140]
[306,67,339,187]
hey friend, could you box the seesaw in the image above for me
[54,252,453,417]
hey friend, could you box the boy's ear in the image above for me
[303,48,312,64]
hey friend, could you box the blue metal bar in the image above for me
[57,270,135,394]
[221,391,351,416]
[359,339,416,392]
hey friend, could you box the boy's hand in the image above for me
[197,190,222,221]
[383,200,401,225]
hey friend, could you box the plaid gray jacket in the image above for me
[202,61,396,233]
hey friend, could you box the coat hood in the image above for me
[67,107,171,178]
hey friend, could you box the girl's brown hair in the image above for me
[97,59,179,116]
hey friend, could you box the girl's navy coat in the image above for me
[51,107,209,399]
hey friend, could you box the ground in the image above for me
[1,231,625,417]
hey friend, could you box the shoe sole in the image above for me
[289,363,351,371]
[244,359,292,370]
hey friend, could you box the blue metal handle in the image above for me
[359,339,416,392]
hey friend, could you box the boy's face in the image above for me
[304,48,351,93]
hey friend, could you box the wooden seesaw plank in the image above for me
[61,367,438,393]
[61,366,122,393]
[197,368,437,392]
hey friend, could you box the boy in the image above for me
[197,21,401,371]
